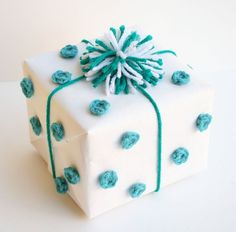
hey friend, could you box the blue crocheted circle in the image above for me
[128,183,146,198]
[196,113,212,132]
[171,147,189,165]
[99,170,118,189]
[55,177,68,194]
[51,70,72,85]
[60,45,78,58]
[171,71,190,85]
[30,116,42,136]
[20,77,34,98]
[89,99,110,116]
[51,122,65,141]
[64,167,80,184]
[121,132,140,149]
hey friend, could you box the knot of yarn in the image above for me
[51,122,65,141]
[89,99,110,116]
[196,113,212,132]
[64,167,80,184]
[20,77,34,98]
[55,177,68,194]
[51,70,72,85]
[120,131,140,149]
[171,71,190,85]
[80,25,176,95]
[99,170,118,189]
[129,183,146,198]
[30,116,42,136]
[60,45,78,58]
[171,147,189,165]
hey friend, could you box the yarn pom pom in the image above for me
[80,25,176,95]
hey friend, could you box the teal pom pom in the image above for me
[196,113,212,132]
[60,45,78,59]
[20,77,34,98]
[51,70,72,85]
[51,122,65,141]
[64,167,80,184]
[171,147,189,165]
[89,99,110,116]
[30,116,42,136]
[171,71,190,85]
[99,170,118,189]
[55,177,68,194]
[129,183,146,198]
[121,132,140,149]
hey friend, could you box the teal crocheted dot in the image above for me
[30,116,42,136]
[64,167,80,184]
[171,71,190,85]
[89,99,110,116]
[99,170,118,189]
[171,147,189,165]
[51,122,65,141]
[55,177,68,194]
[60,45,78,58]
[51,70,72,85]
[121,132,140,149]
[20,77,34,98]
[129,183,146,198]
[196,113,212,132]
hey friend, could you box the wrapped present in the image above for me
[20,26,214,218]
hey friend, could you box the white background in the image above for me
[0,0,236,231]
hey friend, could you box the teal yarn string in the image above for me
[46,75,86,179]
[134,84,162,192]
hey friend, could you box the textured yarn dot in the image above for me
[64,167,80,184]
[171,71,190,85]
[60,45,78,58]
[171,147,189,165]
[99,170,118,189]
[30,116,42,136]
[89,99,110,116]
[51,70,72,85]
[55,177,68,194]
[196,113,212,132]
[20,77,34,98]
[120,132,140,149]
[128,183,146,198]
[51,122,65,141]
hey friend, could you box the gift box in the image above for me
[21,26,214,218]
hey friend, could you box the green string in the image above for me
[134,84,162,192]
[46,75,86,179]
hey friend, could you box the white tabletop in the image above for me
[0,73,235,232]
